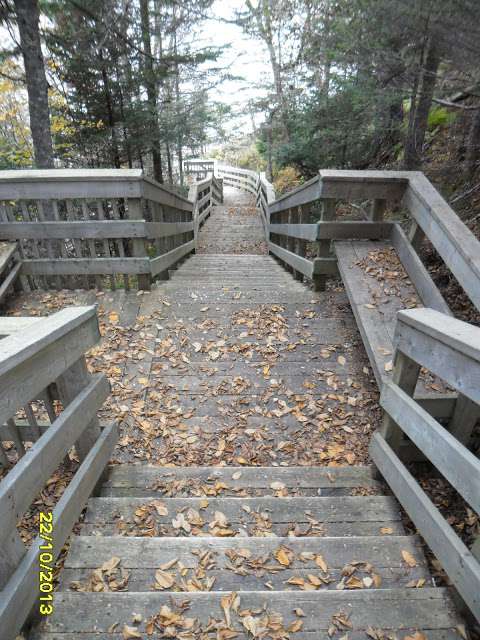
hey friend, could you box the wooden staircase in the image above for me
[33,187,463,638]
[34,465,461,638]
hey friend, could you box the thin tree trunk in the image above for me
[172,23,183,185]
[140,0,163,183]
[99,51,121,168]
[166,140,173,183]
[465,106,480,177]
[404,39,440,170]
[14,0,54,169]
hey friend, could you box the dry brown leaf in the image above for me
[122,625,142,639]
[274,547,291,566]
[401,550,418,568]
[315,554,328,573]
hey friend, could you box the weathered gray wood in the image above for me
[0,422,118,640]
[318,220,393,239]
[126,198,151,290]
[370,432,480,620]
[102,464,379,491]
[0,220,147,239]
[268,242,313,278]
[0,526,25,590]
[21,257,150,276]
[370,198,387,222]
[33,588,459,635]
[268,222,392,246]
[380,351,420,454]
[268,223,318,241]
[56,360,104,462]
[64,533,424,569]
[391,223,451,314]
[449,393,480,445]
[395,308,480,404]
[381,381,480,512]
[0,241,17,274]
[84,495,401,526]
[404,174,480,310]
[0,374,109,548]
[269,176,321,214]
[0,307,100,426]
[0,261,21,305]
[319,170,410,200]
[150,239,195,276]
[312,256,338,275]
[145,221,194,238]
[335,240,397,385]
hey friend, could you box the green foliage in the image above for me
[428,106,456,129]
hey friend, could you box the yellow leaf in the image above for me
[315,554,328,573]
[122,625,142,639]
[401,550,418,567]
[274,547,291,566]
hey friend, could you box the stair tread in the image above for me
[81,495,405,538]
[34,588,461,636]
[102,465,381,491]
[58,535,430,593]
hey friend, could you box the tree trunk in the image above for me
[172,23,183,186]
[404,39,440,170]
[14,0,54,169]
[140,0,164,183]
[465,106,480,177]
[99,50,121,168]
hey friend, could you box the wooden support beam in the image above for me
[313,199,336,291]
[391,224,451,314]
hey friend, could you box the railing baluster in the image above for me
[127,197,150,291]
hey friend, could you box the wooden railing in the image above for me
[265,170,479,306]
[0,169,221,291]
[0,306,116,638]
[216,165,258,196]
[0,241,21,306]
[188,173,223,237]
[370,308,480,620]
[184,158,216,180]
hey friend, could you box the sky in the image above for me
[199,0,273,137]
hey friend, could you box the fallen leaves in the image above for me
[401,550,418,568]
[70,556,129,593]
[274,546,292,567]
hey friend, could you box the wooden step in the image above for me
[80,495,404,537]
[58,535,430,592]
[33,588,461,638]
[100,465,381,497]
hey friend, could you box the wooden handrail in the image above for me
[0,306,117,638]
[0,169,219,291]
[371,308,480,620]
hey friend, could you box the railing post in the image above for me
[380,351,420,455]
[449,394,480,446]
[370,198,386,221]
[127,197,151,291]
[287,207,300,279]
[408,220,426,252]
[313,199,336,291]
[56,357,103,464]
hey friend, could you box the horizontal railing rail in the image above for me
[0,169,222,292]
[0,306,117,639]
[216,164,258,196]
[267,170,480,307]
[370,308,480,621]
